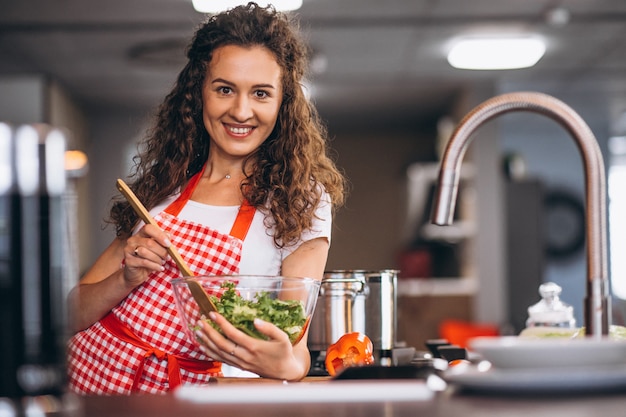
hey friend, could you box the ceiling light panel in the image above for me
[447,36,546,70]
[192,0,302,13]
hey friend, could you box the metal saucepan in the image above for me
[308,269,398,357]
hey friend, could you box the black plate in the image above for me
[332,364,436,380]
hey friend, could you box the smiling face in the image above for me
[201,44,283,162]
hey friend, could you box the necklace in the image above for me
[225,174,231,180]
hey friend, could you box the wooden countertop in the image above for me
[207,376,332,384]
[79,378,626,417]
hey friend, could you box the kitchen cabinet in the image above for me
[397,290,474,351]
[399,161,547,341]
[396,162,478,347]
[402,162,477,280]
[504,179,545,333]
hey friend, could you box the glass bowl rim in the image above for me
[170,274,321,286]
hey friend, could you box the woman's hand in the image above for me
[68,224,174,332]
[192,237,331,380]
[194,312,308,381]
[122,224,172,289]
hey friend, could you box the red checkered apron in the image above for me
[67,169,255,395]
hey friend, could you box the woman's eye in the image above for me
[217,86,233,95]
[254,90,269,99]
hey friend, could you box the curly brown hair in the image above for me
[109,2,346,247]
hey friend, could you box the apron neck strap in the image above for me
[229,200,255,241]
[164,167,205,218]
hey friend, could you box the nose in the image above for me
[229,94,253,122]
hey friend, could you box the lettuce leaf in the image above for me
[206,281,307,344]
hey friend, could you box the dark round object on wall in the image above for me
[543,189,586,259]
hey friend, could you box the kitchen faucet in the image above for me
[430,91,610,337]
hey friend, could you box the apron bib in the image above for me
[68,170,255,394]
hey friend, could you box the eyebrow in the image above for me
[211,78,277,90]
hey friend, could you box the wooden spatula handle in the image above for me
[116,179,194,277]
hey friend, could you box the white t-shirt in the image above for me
[147,191,332,276]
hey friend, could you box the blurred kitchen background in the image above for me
[1,0,626,348]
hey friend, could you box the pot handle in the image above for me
[320,277,368,296]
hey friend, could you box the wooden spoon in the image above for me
[116,179,217,316]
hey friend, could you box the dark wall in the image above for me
[326,122,437,271]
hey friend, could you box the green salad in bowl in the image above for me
[207,281,308,343]
[171,275,321,345]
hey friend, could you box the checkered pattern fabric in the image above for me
[67,211,244,395]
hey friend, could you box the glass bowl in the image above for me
[171,275,321,346]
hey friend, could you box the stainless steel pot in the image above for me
[308,269,398,356]
[307,270,368,352]
[365,269,398,354]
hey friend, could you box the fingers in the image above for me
[194,313,291,363]
[206,311,289,346]
[250,317,289,343]
[126,225,171,268]
[229,343,239,357]
[139,224,172,249]
[194,318,244,363]
[128,241,167,269]
[121,225,172,288]
[194,314,303,378]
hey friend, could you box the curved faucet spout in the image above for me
[431,91,609,337]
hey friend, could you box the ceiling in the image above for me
[1,0,626,132]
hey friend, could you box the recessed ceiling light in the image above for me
[545,7,570,27]
[192,0,302,13]
[447,36,546,70]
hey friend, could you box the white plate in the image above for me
[469,336,626,370]
[444,365,626,394]
[175,380,434,404]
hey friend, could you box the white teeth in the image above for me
[228,126,251,135]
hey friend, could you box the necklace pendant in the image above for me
[225,174,231,180]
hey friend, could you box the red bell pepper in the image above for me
[324,332,375,376]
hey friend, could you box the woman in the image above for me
[67,3,346,395]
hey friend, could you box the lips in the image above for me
[226,125,253,136]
